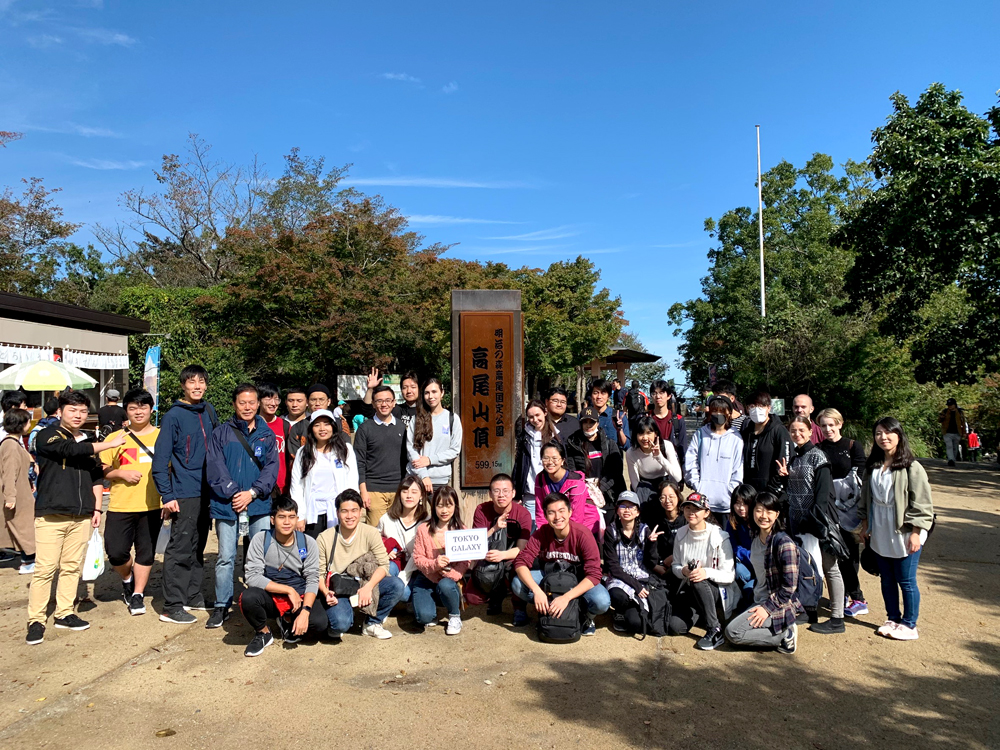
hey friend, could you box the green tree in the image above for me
[839,83,1000,384]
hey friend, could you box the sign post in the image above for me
[143,346,161,424]
[451,291,523,490]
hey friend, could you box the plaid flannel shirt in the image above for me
[760,531,801,634]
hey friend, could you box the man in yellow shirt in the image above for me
[99,389,162,616]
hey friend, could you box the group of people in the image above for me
[1,368,934,657]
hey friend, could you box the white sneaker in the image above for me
[877,620,898,636]
[888,624,919,641]
[18,563,35,575]
[362,622,393,640]
[445,615,462,635]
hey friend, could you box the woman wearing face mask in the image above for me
[684,396,744,527]
[625,416,681,506]
[566,406,625,510]
[857,417,933,641]
[512,400,556,526]
[777,416,846,634]
[740,390,793,496]
[817,408,869,618]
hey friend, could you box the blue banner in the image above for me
[143,346,161,414]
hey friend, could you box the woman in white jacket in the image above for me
[684,395,744,526]
[289,410,359,537]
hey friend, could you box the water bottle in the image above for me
[238,509,249,537]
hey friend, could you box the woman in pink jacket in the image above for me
[411,486,469,635]
[534,441,599,536]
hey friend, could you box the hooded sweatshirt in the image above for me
[740,417,793,495]
[151,400,219,502]
[684,424,744,512]
[406,410,463,486]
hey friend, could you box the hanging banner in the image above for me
[143,346,161,413]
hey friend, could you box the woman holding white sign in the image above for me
[411,486,469,635]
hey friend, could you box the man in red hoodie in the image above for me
[512,492,610,635]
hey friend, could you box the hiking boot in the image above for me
[121,576,135,605]
[54,614,90,631]
[362,622,393,640]
[845,599,869,617]
[777,623,797,655]
[582,617,597,637]
[160,608,197,624]
[695,627,724,651]
[445,615,463,635]
[244,630,273,657]
[127,593,146,616]
[26,622,45,645]
[205,607,229,629]
[809,617,845,634]
[612,614,627,632]
[512,610,529,627]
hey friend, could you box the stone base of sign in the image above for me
[451,290,524,491]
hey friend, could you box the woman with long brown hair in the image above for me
[512,399,557,525]
[406,379,463,494]
[410,486,469,634]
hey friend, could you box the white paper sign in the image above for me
[444,528,488,562]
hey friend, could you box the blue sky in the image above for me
[2,1,998,384]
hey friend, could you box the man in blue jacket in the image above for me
[152,365,219,625]
[205,383,278,629]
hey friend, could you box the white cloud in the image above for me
[0,0,18,15]
[22,122,121,138]
[453,244,571,256]
[68,157,146,170]
[380,72,421,83]
[442,81,458,94]
[485,225,580,241]
[75,27,136,46]
[345,176,531,189]
[27,33,62,47]
[407,214,518,226]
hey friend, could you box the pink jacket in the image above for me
[534,469,600,535]
[412,522,470,583]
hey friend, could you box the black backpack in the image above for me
[789,535,823,610]
[627,389,646,418]
[536,560,582,643]
[473,525,512,594]
[639,581,672,638]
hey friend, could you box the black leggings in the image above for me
[239,587,329,635]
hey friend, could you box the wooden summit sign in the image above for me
[452,291,522,489]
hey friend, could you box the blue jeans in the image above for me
[214,514,270,609]
[875,548,921,628]
[510,570,611,616]
[735,560,755,611]
[325,575,406,634]
[410,572,462,624]
[389,561,412,602]
[520,495,537,532]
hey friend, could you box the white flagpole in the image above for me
[756,124,766,317]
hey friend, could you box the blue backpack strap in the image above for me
[294,530,308,562]
[262,529,274,556]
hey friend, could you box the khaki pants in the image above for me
[366,491,395,527]
[28,514,91,624]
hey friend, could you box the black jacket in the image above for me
[34,425,104,517]
[566,428,625,503]
[741,417,793,495]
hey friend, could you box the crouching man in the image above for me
[240,497,328,657]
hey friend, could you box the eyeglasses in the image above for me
[541,457,562,464]
[373,398,396,405]
[547,399,567,406]
[492,489,513,497]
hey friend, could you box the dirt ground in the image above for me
[0,458,997,750]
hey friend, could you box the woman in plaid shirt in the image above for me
[724,491,801,654]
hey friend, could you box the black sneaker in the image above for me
[777,623,798,654]
[947,460,955,467]
[244,630,273,657]
[612,614,627,632]
[54,614,90,631]
[128,593,146,616]
[809,617,846,634]
[695,627,724,651]
[159,608,197,624]
[26,622,45,645]
[184,597,211,612]
[205,607,229,629]
[486,601,503,616]
[122,577,135,605]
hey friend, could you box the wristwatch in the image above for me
[302,604,312,612]
[249,488,258,499]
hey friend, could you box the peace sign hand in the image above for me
[776,458,789,477]
[648,524,664,542]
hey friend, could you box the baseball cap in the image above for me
[680,492,710,511]
[616,491,640,507]
[310,409,335,423]
[107,389,120,400]
[578,406,599,423]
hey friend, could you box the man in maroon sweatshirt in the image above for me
[512,492,610,635]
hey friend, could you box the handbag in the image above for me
[584,477,606,509]
[325,528,361,596]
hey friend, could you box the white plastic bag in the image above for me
[155,522,170,556]
[82,529,105,582]
[798,532,825,583]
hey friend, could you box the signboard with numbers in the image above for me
[459,311,516,487]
